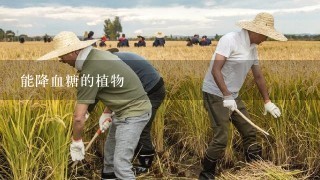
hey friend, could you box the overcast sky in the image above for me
[0,0,319,37]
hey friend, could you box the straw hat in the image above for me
[236,12,287,41]
[37,31,98,61]
[155,32,165,38]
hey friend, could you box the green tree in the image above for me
[0,28,4,41]
[5,30,15,41]
[104,19,116,39]
[6,30,15,36]
[108,21,116,40]
[113,16,122,38]
[103,17,123,40]
[214,34,220,41]
[104,19,112,36]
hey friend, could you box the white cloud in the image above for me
[87,19,103,26]
[0,3,319,35]
[151,20,166,25]
[134,29,143,34]
[272,4,320,13]
[16,24,33,28]
[203,0,216,7]
[1,4,319,23]
[0,18,18,22]
[0,6,103,20]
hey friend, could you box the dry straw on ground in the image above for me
[219,161,305,180]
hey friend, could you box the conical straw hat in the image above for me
[155,32,165,38]
[37,31,98,60]
[236,12,287,41]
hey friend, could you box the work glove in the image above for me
[223,95,237,111]
[85,112,90,120]
[99,112,113,133]
[70,139,85,161]
[263,101,281,118]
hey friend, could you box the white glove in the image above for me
[99,112,112,133]
[263,101,281,118]
[70,139,85,161]
[223,95,237,111]
[85,112,90,120]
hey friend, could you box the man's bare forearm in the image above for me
[212,70,231,96]
[252,65,270,103]
[254,76,270,103]
[72,104,88,140]
[72,115,85,140]
[211,54,231,97]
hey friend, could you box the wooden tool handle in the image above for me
[235,109,270,136]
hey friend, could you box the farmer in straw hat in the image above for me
[37,31,152,179]
[134,35,146,47]
[153,32,165,47]
[200,12,287,179]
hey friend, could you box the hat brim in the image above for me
[236,21,287,41]
[37,39,98,61]
[155,32,165,38]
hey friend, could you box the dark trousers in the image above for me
[203,92,261,160]
[136,84,166,155]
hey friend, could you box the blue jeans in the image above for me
[103,112,151,179]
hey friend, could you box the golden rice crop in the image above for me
[0,41,319,179]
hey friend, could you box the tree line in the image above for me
[1,17,320,42]
[0,29,16,41]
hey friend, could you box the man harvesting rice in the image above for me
[37,31,151,179]
[200,12,287,179]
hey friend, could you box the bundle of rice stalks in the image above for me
[218,161,305,180]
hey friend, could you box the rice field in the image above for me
[0,40,320,179]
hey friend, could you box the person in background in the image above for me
[19,36,25,43]
[200,12,287,179]
[117,34,130,47]
[153,32,165,47]
[44,34,51,43]
[134,35,146,47]
[191,34,200,45]
[86,31,94,40]
[199,35,212,46]
[83,31,88,41]
[99,35,107,47]
[84,31,97,47]
[205,36,212,46]
[186,38,193,46]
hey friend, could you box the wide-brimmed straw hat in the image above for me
[155,32,165,38]
[37,31,98,61]
[236,12,287,41]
